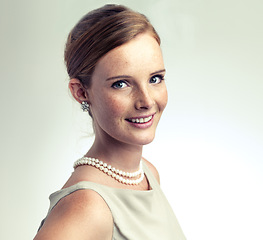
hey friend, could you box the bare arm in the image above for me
[34,189,113,240]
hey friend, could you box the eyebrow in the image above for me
[106,75,132,81]
[150,69,166,75]
[106,69,166,81]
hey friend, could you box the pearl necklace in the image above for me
[73,157,144,185]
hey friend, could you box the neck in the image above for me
[86,135,143,172]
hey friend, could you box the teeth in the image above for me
[130,116,152,123]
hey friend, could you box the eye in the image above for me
[149,75,164,84]
[111,80,128,89]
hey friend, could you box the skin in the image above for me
[34,32,168,240]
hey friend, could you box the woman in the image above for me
[34,4,186,240]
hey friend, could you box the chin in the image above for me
[134,134,156,146]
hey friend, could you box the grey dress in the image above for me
[39,162,186,239]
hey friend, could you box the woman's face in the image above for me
[87,32,168,146]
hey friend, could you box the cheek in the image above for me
[96,94,128,118]
[109,98,127,116]
[157,87,168,111]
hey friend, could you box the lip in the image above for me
[125,113,155,129]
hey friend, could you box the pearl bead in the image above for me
[73,157,144,185]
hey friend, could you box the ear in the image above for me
[68,78,89,104]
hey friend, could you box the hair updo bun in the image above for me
[64,4,160,88]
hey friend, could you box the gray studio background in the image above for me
[1,0,262,239]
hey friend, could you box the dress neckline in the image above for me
[54,161,155,197]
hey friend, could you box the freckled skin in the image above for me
[34,31,168,240]
[87,33,168,148]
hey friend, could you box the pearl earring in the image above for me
[81,101,89,112]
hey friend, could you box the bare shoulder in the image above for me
[34,189,113,240]
[142,157,160,184]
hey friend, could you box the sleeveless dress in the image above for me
[39,162,186,239]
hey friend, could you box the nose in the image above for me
[134,87,155,110]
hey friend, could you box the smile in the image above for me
[126,115,153,124]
